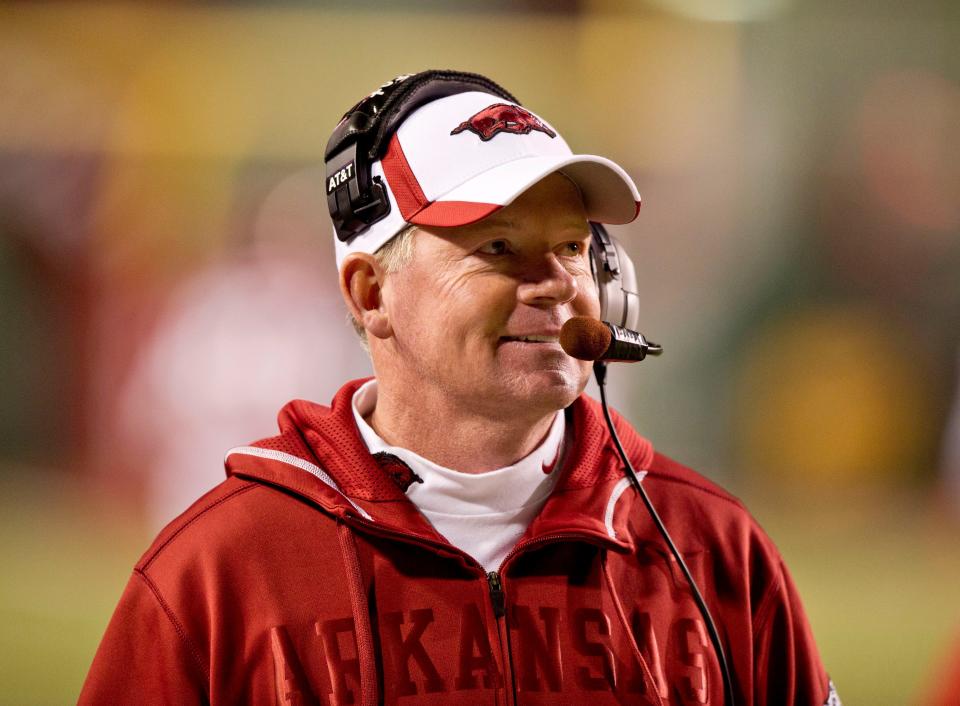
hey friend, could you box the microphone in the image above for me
[560,316,663,362]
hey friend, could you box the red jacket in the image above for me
[80,379,833,705]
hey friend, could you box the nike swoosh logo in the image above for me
[542,452,559,475]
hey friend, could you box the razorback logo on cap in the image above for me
[450,103,557,142]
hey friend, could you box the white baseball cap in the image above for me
[334,91,641,268]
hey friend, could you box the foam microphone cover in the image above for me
[560,316,612,361]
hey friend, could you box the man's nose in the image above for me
[516,254,578,307]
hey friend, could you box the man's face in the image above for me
[378,172,600,417]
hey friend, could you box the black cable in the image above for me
[595,361,735,706]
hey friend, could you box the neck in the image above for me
[367,377,557,473]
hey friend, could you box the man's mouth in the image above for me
[500,335,560,344]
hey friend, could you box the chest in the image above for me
[211,539,728,706]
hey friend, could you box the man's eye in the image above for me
[478,240,510,255]
[561,242,584,256]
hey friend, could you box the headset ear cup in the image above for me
[589,223,640,330]
[612,236,641,331]
[326,71,520,243]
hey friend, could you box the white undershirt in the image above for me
[351,379,564,572]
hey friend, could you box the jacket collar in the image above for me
[225,378,654,558]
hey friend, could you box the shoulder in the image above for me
[637,450,787,584]
[642,449,765,537]
[644,450,745,512]
[137,478,257,569]
[572,393,783,565]
[134,475,337,575]
[135,478,254,571]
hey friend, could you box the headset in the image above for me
[325,71,519,244]
[324,70,641,331]
[589,222,641,331]
[324,70,734,706]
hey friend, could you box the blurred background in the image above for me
[1,1,958,703]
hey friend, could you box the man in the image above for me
[80,71,838,704]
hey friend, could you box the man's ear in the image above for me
[339,253,393,339]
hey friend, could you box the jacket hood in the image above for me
[224,378,655,562]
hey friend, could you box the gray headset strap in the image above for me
[589,223,640,331]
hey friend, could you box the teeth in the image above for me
[508,335,559,343]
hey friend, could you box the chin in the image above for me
[489,345,590,408]
[500,366,588,412]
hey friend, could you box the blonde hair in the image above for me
[348,224,417,345]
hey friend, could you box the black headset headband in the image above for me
[325,70,519,243]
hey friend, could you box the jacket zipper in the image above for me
[486,571,506,618]
[485,570,513,706]
[483,534,595,621]
[484,534,606,706]
[341,517,621,704]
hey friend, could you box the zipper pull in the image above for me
[486,571,506,618]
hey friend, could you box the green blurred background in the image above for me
[1,1,959,703]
